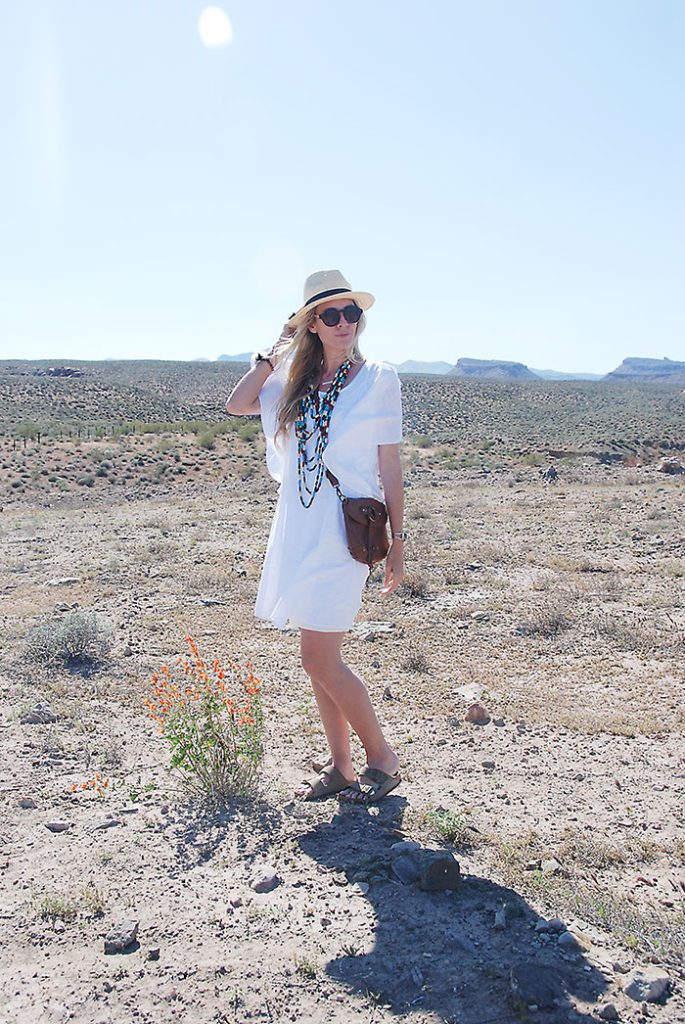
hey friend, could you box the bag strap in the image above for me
[325,468,347,504]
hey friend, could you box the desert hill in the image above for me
[448,358,538,380]
[392,359,452,375]
[217,352,252,362]
[605,357,685,383]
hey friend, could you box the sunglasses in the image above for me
[316,304,363,328]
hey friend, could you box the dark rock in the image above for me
[510,963,561,1010]
[598,1004,620,1021]
[392,854,421,884]
[465,703,490,725]
[417,851,460,891]
[45,820,71,833]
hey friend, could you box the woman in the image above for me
[226,270,406,804]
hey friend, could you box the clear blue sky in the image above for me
[1,1,683,372]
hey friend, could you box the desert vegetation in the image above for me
[1,359,683,1023]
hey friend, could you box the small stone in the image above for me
[547,918,566,933]
[104,920,139,953]
[249,865,279,893]
[18,797,37,809]
[410,966,424,988]
[493,717,505,727]
[557,931,580,951]
[525,859,541,871]
[229,897,243,908]
[470,611,490,622]
[92,818,120,830]
[541,857,565,876]
[417,852,461,891]
[510,964,560,1010]
[622,967,670,1003]
[53,919,66,933]
[534,919,549,933]
[351,882,369,895]
[494,906,507,930]
[389,840,422,854]
[465,703,490,726]
[47,577,79,586]
[598,1004,620,1021]
[45,820,71,833]
[21,703,57,725]
[383,686,393,699]
[482,760,496,770]
[146,946,160,961]
[392,854,421,885]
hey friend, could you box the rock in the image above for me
[45,820,71,833]
[470,611,490,622]
[494,906,507,930]
[598,1004,620,1021]
[250,865,279,893]
[525,859,541,871]
[383,686,393,699]
[547,917,566,933]
[657,457,684,475]
[18,797,37,809]
[47,577,79,586]
[53,919,66,933]
[21,703,57,725]
[493,717,505,726]
[146,946,160,961]
[557,931,580,951]
[465,703,490,726]
[392,854,421,885]
[104,920,139,953]
[455,683,483,702]
[622,967,670,1003]
[417,852,461,891]
[92,818,120,830]
[541,857,565,876]
[389,840,422,855]
[410,966,424,988]
[481,760,496,770]
[509,964,560,1010]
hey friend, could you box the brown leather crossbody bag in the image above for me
[326,469,390,567]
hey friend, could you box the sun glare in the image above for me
[198,7,233,48]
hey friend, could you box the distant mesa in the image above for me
[393,360,453,375]
[447,358,538,380]
[217,352,252,363]
[604,357,685,384]
[532,368,604,381]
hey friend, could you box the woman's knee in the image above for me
[300,636,342,680]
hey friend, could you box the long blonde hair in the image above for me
[274,309,366,444]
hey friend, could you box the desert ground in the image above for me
[0,360,684,1024]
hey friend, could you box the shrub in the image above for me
[144,636,264,801]
[197,431,216,450]
[26,612,111,667]
[401,572,430,599]
[76,474,95,487]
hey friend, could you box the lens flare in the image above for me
[198,7,233,48]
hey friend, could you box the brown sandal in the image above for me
[299,765,353,801]
[339,767,401,805]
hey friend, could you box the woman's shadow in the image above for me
[298,796,610,1024]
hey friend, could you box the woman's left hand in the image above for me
[380,543,404,596]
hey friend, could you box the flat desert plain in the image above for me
[1,360,684,1024]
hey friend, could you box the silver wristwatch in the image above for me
[392,531,408,541]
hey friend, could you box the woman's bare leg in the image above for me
[299,630,399,783]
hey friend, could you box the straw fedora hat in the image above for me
[288,270,375,327]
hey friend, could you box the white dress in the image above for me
[255,359,403,632]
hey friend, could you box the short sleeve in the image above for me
[371,366,403,445]
[258,362,288,482]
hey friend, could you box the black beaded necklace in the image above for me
[295,359,351,508]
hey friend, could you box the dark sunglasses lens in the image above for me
[319,308,341,327]
[342,304,362,324]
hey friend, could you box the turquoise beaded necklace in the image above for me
[295,358,351,508]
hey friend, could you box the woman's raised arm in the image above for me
[225,359,273,417]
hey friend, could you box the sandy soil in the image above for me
[1,442,684,1024]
